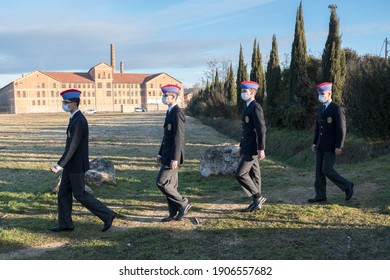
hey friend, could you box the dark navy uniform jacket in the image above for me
[159,105,186,166]
[240,100,266,156]
[313,101,346,152]
[58,110,90,173]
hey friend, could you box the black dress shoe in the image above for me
[176,203,192,221]
[161,216,176,222]
[346,183,354,200]
[102,213,116,232]
[249,196,267,212]
[51,226,74,232]
[308,197,327,203]
[240,203,254,212]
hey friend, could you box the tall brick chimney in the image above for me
[120,61,124,73]
[110,43,116,73]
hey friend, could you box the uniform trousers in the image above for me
[156,165,188,216]
[58,170,115,228]
[235,154,261,195]
[315,151,351,199]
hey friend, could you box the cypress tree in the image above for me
[288,0,310,102]
[225,63,236,105]
[257,43,266,103]
[250,39,259,82]
[286,1,312,129]
[236,44,248,116]
[204,80,210,100]
[266,34,283,126]
[212,68,223,103]
[250,39,266,103]
[322,4,346,105]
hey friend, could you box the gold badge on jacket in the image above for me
[167,123,172,131]
[327,117,333,124]
[245,116,249,123]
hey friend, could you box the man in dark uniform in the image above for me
[309,82,354,203]
[236,81,267,212]
[156,84,191,222]
[50,89,116,232]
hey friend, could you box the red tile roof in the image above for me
[113,73,152,83]
[43,71,159,84]
[42,71,177,85]
[43,72,94,83]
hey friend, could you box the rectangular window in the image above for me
[42,100,46,105]
[23,91,26,97]
[17,91,21,98]
[97,83,102,88]
[107,83,111,88]
[53,83,56,88]
[37,91,40,98]
[42,83,45,88]
[106,91,111,97]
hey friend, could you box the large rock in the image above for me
[51,158,116,193]
[85,158,116,187]
[200,143,240,177]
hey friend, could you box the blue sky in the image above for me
[0,0,389,88]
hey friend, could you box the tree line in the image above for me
[186,2,390,141]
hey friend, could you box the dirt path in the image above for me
[2,180,378,260]
[0,242,68,260]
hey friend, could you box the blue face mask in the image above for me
[241,91,249,101]
[318,94,326,103]
[162,96,168,105]
[62,103,71,112]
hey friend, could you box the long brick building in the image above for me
[0,44,182,114]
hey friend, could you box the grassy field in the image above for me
[0,112,389,260]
